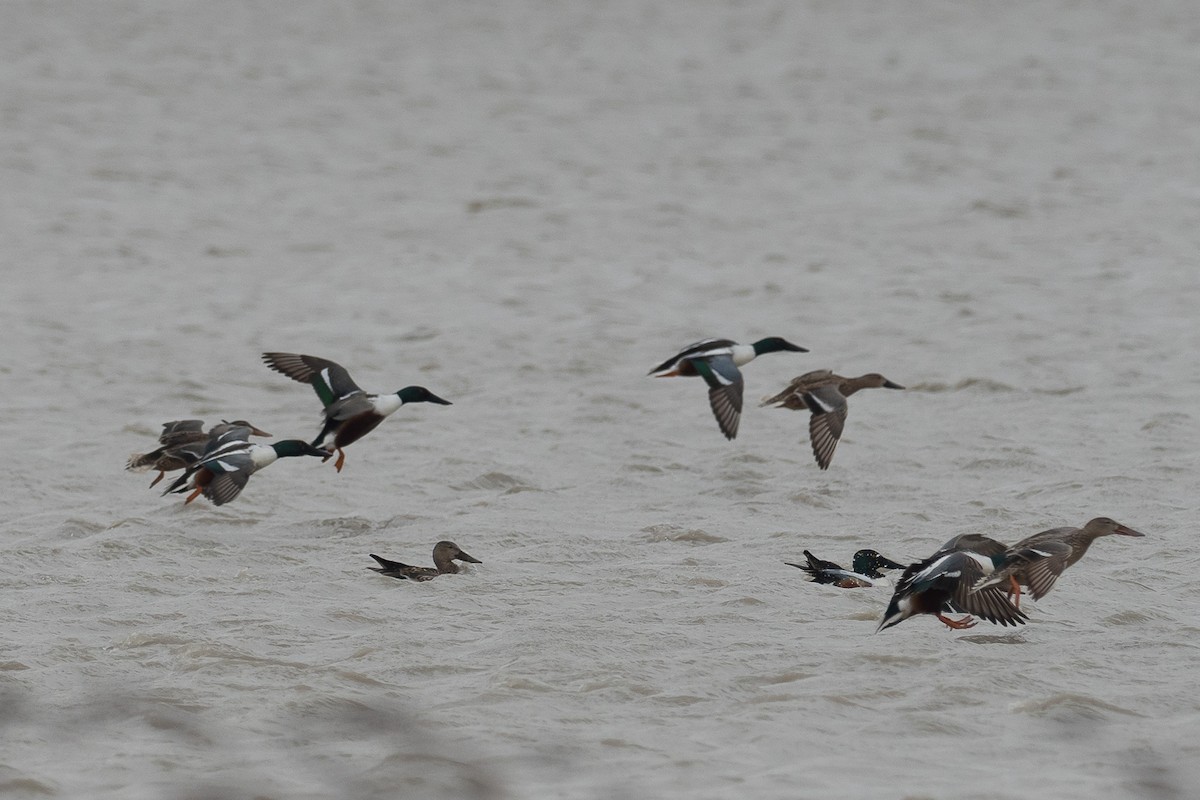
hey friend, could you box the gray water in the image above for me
[3,2,1199,798]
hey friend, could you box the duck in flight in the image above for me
[161,423,329,505]
[127,419,272,487]
[760,370,904,469]
[877,533,1026,632]
[648,337,807,440]
[262,352,451,472]
[971,517,1144,609]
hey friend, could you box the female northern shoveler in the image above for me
[971,517,1145,609]
[262,352,451,472]
[368,541,482,581]
[785,549,906,588]
[127,419,272,487]
[760,370,904,469]
[161,424,329,505]
[877,534,1027,632]
[647,337,807,440]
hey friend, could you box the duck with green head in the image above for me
[161,424,329,505]
[786,548,907,588]
[648,337,807,440]
[127,419,272,487]
[262,352,451,472]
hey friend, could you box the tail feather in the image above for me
[126,452,155,471]
[368,554,412,572]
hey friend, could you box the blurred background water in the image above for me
[2,2,1199,798]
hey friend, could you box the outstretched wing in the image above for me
[942,555,1027,627]
[694,355,744,440]
[900,552,1026,627]
[807,406,847,470]
[1018,543,1073,599]
[157,420,206,447]
[204,470,251,506]
[200,426,254,458]
[262,353,363,408]
[161,437,252,496]
[976,541,1073,600]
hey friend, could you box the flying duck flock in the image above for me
[126,342,1145,629]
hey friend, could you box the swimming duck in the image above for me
[971,517,1145,609]
[367,541,482,581]
[877,534,1027,632]
[126,419,272,487]
[760,370,904,469]
[262,352,452,472]
[161,424,330,505]
[647,337,807,440]
[785,549,906,588]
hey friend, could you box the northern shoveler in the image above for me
[127,419,271,487]
[760,370,904,469]
[785,549,906,588]
[647,337,807,440]
[877,534,1027,632]
[971,517,1145,609]
[368,541,482,581]
[161,424,329,505]
[261,352,452,472]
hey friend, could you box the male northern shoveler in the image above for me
[760,370,904,469]
[367,541,482,581]
[877,534,1027,632]
[127,419,271,487]
[785,549,906,588]
[261,352,452,472]
[971,517,1145,609]
[161,424,329,505]
[647,337,807,440]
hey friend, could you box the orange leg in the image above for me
[184,487,203,505]
[334,448,346,473]
[937,613,977,630]
[149,471,165,488]
[1008,576,1022,611]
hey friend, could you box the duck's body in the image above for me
[648,337,807,440]
[760,370,904,469]
[262,352,451,472]
[127,419,271,487]
[786,549,906,588]
[877,534,1026,632]
[162,425,329,505]
[972,517,1145,607]
[368,541,481,581]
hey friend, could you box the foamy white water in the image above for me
[3,2,1199,798]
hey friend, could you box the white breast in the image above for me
[372,394,403,417]
[248,444,279,469]
[730,344,757,366]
